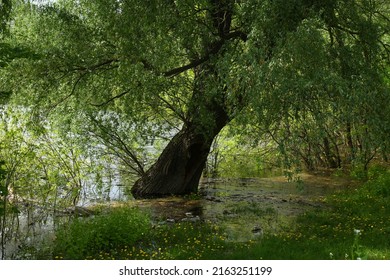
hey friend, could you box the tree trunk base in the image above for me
[131,127,213,198]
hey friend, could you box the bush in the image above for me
[350,164,367,180]
[365,170,390,198]
[367,164,388,180]
[53,207,150,259]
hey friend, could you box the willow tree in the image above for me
[3,0,389,197]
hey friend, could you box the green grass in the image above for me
[208,169,390,260]
[51,206,228,260]
[52,207,150,259]
[50,169,390,260]
[109,221,228,260]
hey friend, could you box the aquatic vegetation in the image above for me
[37,169,390,260]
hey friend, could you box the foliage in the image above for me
[1,0,387,180]
[53,206,150,260]
[244,0,390,171]
[0,0,389,259]
[360,168,390,197]
[52,206,228,260]
[0,158,6,215]
[0,106,123,210]
[205,127,281,178]
[0,0,12,35]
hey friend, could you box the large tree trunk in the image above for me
[131,88,230,198]
[131,66,231,198]
[131,121,226,198]
[131,0,234,198]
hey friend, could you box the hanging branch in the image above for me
[91,89,131,107]
[64,28,246,109]
[88,116,146,176]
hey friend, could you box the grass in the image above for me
[52,207,150,260]
[49,169,390,260]
[212,168,390,260]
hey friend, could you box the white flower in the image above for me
[329,252,334,259]
[354,229,361,235]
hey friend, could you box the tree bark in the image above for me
[131,120,227,198]
[323,136,338,168]
[131,82,230,198]
[132,60,231,198]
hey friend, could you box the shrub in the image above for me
[350,164,367,180]
[365,170,390,198]
[367,164,389,180]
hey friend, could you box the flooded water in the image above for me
[1,172,355,259]
[0,171,128,260]
[133,173,355,242]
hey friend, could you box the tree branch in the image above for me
[71,58,119,72]
[163,54,212,77]
[46,71,88,114]
[70,30,247,108]
[163,31,247,77]
[91,89,131,107]
[88,116,146,176]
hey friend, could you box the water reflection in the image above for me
[1,173,354,259]
[1,171,127,259]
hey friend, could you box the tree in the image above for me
[2,0,389,198]
[0,0,12,35]
[1,0,12,102]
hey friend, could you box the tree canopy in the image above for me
[0,0,389,197]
